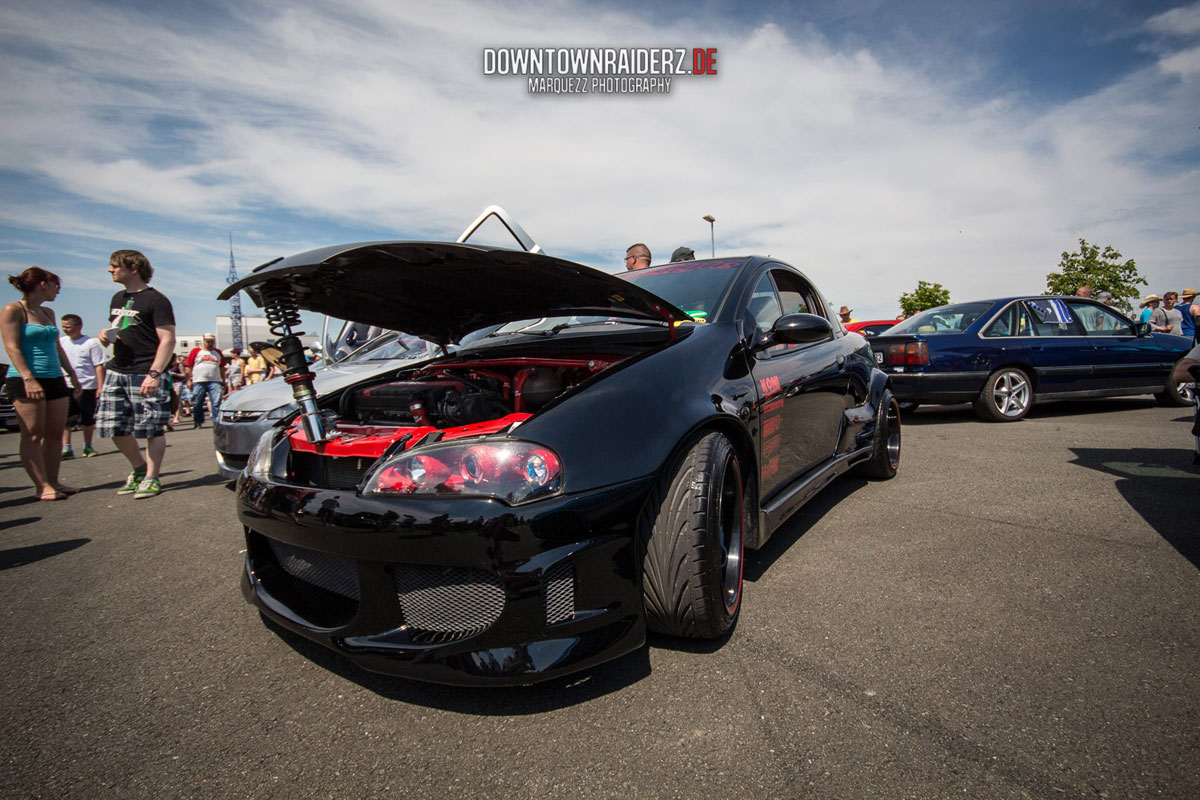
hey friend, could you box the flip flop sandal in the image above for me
[55,485,80,496]
[38,491,68,501]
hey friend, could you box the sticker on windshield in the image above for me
[687,310,707,321]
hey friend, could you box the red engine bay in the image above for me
[286,356,622,460]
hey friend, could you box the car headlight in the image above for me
[265,403,298,420]
[362,440,562,505]
[246,428,282,479]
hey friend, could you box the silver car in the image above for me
[213,330,438,478]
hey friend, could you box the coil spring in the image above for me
[260,280,303,337]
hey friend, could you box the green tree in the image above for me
[899,281,951,317]
[1045,238,1145,312]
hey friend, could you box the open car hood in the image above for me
[219,242,692,346]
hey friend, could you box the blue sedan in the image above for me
[869,296,1194,421]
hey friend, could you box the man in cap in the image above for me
[1096,290,1115,306]
[1178,288,1198,341]
[184,332,226,429]
[670,246,696,262]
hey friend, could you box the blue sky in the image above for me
[1,0,1197,334]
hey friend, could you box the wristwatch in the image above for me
[147,369,162,379]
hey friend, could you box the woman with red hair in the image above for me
[1,267,83,500]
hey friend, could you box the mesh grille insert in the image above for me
[268,539,360,600]
[287,451,373,490]
[543,562,576,625]
[395,566,505,643]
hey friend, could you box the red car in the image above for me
[845,319,903,338]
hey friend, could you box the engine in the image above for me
[341,360,613,430]
[345,379,509,428]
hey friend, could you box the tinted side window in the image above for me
[1066,300,1133,335]
[746,273,783,334]
[983,304,1016,337]
[771,270,814,316]
[1024,299,1083,336]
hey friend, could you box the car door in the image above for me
[744,268,848,500]
[1021,299,1092,393]
[1064,299,1170,391]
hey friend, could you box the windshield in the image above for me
[331,322,438,363]
[345,331,439,362]
[887,302,996,335]
[620,260,744,322]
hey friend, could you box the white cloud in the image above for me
[1146,2,1200,36]
[0,0,1197,323]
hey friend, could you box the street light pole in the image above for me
[702,214,715,257]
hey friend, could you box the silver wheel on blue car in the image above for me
[1155,379,1194,407]
[854,390,901,480]
[641,432,745,638]
[975,367,1032,422]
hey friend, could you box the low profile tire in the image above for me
[1155,378,1193,407]
[854,391,901,480]
[641,432,746,639]
[974,367,1033,422]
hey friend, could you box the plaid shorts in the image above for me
[97,371,172,439]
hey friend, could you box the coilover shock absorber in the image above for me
[260,279,328,443]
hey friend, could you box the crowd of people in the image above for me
[1,250,285,503]
[2,247,1198,503]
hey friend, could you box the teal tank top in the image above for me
[20,323,62,378]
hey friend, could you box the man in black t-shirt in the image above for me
[96,249,177,499]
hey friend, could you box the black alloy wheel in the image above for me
[641,432,746,639]
[854,390,901,480]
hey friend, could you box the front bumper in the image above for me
[236,472,653,686]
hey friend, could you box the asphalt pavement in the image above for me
[2,399,1198,799]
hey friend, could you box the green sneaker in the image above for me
[61,448,75,460]
[82,445,98,457]
[133,477,161,499]
[117,469,147,494]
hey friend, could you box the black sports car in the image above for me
[221,243,900,685]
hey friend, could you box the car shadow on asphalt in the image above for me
[1067,446,1200,569]
[260,614,653,712]
[743,475,869,583]
[0,537,89,570]
[901,397,1162,426]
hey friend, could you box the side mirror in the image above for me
[770,313,833,345]
[1135,322,1152,337]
